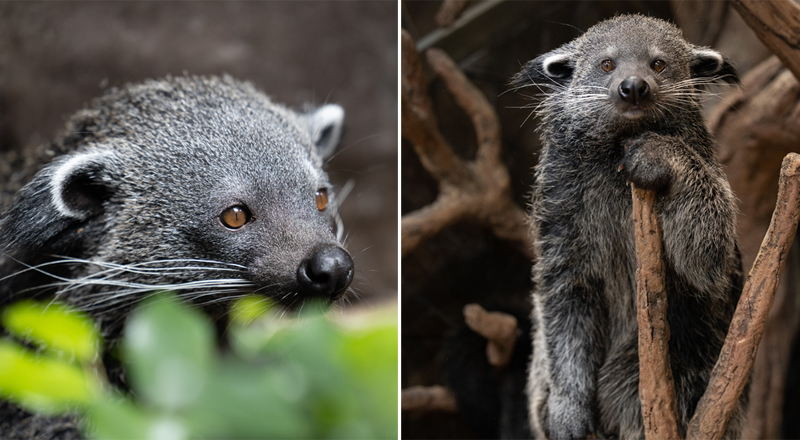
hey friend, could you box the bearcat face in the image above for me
[0,75,353,324]
[510,15,738,133]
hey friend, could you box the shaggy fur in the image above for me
[0,75,352,438]
[511,15,745,439]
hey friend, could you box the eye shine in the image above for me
[220,205,250,229]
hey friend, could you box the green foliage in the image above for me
[2,300,102,362]
[0,294,398,439]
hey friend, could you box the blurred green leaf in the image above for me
[87,396,189,440]
[122,293,214,412]
[229,295,274,325]
[1,300,101,362]
[0,341,93,414]
[184,362,313,438]
[0,294,399,439]
[341,324,399,439]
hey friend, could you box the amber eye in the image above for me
[652,59,667,73]
[600,59,616,72]
[315,188,328,211]
[220,205,251,229]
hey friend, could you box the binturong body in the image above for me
[0,75,354,338]
[510,15,744,439]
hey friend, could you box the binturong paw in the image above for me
[621,133,673,191]
[546,395,595,440]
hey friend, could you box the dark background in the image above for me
[0,2,398,306]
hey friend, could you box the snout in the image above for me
[297,245,354,300]
[618,76,651,106]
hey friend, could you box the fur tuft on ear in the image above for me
[301,104,345,160]
[51,151,114,220]
[691,48,740,85]
[0,149,116,253]
[510,49,576,91]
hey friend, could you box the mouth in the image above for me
[618,104,650,120]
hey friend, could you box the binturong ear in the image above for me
[301,104,345,160]
[510,48,576,91]
[0,149,117,252]
[690,48,740,85]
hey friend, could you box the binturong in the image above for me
[0,75,354,338]
[510,14,744,440]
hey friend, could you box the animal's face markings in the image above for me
[219,205,252,230]
[315,188,329,211]
[0,76,355,320]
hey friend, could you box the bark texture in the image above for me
[687,153,800,440]
[632,185,681,440]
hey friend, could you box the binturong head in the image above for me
[510,14,739,131]
[0,76,354,329]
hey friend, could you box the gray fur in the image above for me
[511,15,744,439]
[1,74,352,329]
[0,75,353,437]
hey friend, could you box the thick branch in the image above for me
[687,153,800,440]
[632,185,681,440]
[731,0,800,82]
[462,303,519,368]
[401,385,458,413]
[709,55,800,439]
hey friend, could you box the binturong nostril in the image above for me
[297,245,355,299]
[618,76,650,104]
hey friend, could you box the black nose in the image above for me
[297,245,354,300]
[618,76,650,104]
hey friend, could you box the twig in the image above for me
[687,153,800,440]
[435,0,469,28]
[462,304,519,368]
[401,385,459,413]
[400,30,531,259]
[632,185,681,440]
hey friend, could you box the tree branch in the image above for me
[708,54,800,439]
[401,385,459,413]
[731,0,800,82]
[400,30,531,259]
[687,153,800,440]
[632,185,681,440]
[462,304,519,368]
[435,0,469,28]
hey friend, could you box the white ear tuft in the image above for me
[304,104,345,160]
[50,151,112,219]
[690,48,739,84]
[542,53,575,78]
[693,49,723,64]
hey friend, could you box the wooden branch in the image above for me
[401,30,471,187]
[462,304,519,368]
[632,185,681,440]
[401,385,459,413]
[435,0,469,28]
[709,55,800,439]
[687,153,800,440]
[731,0,800,82]
[400,30,532,260]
